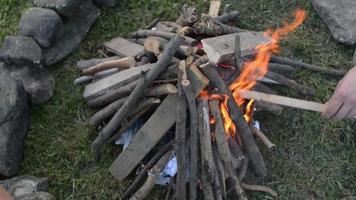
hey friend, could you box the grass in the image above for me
[1,0,355,199]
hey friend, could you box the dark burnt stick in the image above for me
[121,140,174,199]
[214,10,240,23]
[129,30,197,46]
[228,138,245,169]
[129,150,173,200]
[253,82,278,95]
[182,78,199,200]
[238,156,249,180]
[270,55,346,76]
[89,97,160,127]
[199,62,267,177]
[145,18,160,29]
[198,98,215,200]
[175,61,188,200]
[91,34,185,161]
[108,106,151,143]
[265,71,315,96]
[268,63,296,73]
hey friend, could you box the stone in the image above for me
[0,36,42,66]
[201,32,270,64]
[0,65,28,177]
[0,175,49,197]
[42,1,100,66]
[19,7,64,48]
[104,37,144,58]
[311,0,356,45]
[15,192,55,200]
[9,66,55,105]
[32,0,82,18]
[93,0,119,7]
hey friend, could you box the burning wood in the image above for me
[73,4,341,199]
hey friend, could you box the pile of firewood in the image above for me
[74,2,345,199]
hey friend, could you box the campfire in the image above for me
[74,2,345,199]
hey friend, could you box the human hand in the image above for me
[0,187,13,200]
[322,67,356,120]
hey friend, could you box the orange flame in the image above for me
[203,9,306,138]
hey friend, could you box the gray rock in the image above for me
[32,0,82,18]
[0,65,28,177]
[93,0,119,7]
[19,8,64,48]
[0,175,49,197]
[15,192,55,200]
[9,66,55,105]
[42,1,100,66]
[0,36,42,66]
[311,0,356,45]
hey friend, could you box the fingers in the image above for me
[331,103,353,120]
[322,98,343,119]
[346,108,356,119]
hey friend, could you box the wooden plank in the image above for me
[202,32,270,64]
[208,0,221,17]
[109,94,178,181]
[239,90,325,112]
[187,64,209,96]
[104,37,144,57]
[83,64,153,99]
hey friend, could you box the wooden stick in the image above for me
[239,90,325,112]
[238,156,249,180]
[255,100,284,116]
[129,150,173,200]
[160,21,183,31]
[212,146,225,200]
[193,15,245,36]
[198,98,215,200]
[145,18,160,29]
[175,61,188,200]
[82,57,136,75]
[214,10,240,23]
[146,83,177,96]
[199,62,267,177]
[121,140,174,199]
[241,183,278,197]
[209,0,221,17]
[129,30,197,46]
[223,4,232,14]
[91,34,185,161]
[271,55,346,76]
[251,126,276,149]
[268,63,296,73]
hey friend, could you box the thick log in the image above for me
[270,55,346,76]
[198,98,215,200]
[241,183,278,197]
[181,78,199,200]
[209,0,221,17]
[129,150,173,200]
[146,83,177,96]
[121,139,174,199]
[251,126,276,149]
[176,4,198,26]
[84,63,153,99]
[265,71,315,96]
[175,61,187,200]
[199,62,267,177]
[214,10,240,23]
[82,57,136,75]
[129,30,197,46]
[104,37,144,57]
[109,94,178,180]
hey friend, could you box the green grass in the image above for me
[1,0,355,199]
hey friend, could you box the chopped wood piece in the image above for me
[209,0,221,17]
[121,140,174,199]
[175,61,188,200]
[214,10,240,23]
[84,64,153,99]
[129,150,173,200]
[129,30,197,46]
[82,57,136,75]
[241,183,278,197]
[202,32,270,64]
[176,4,198,26]
[146,83,177,96]
[251,126,276,149]
[145,18,160,29]
[239,90,325,112]
[144,37,193,57]
[181,78,199,200]
[271,55,346,76]
[104,37,144,57]
[193,15,245,36]
[187,64,209,96]
[198,98,215,200]
[265,71,315,96]
[76,56,121,70]
[199,62,267,177]
[109,94,178,180]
